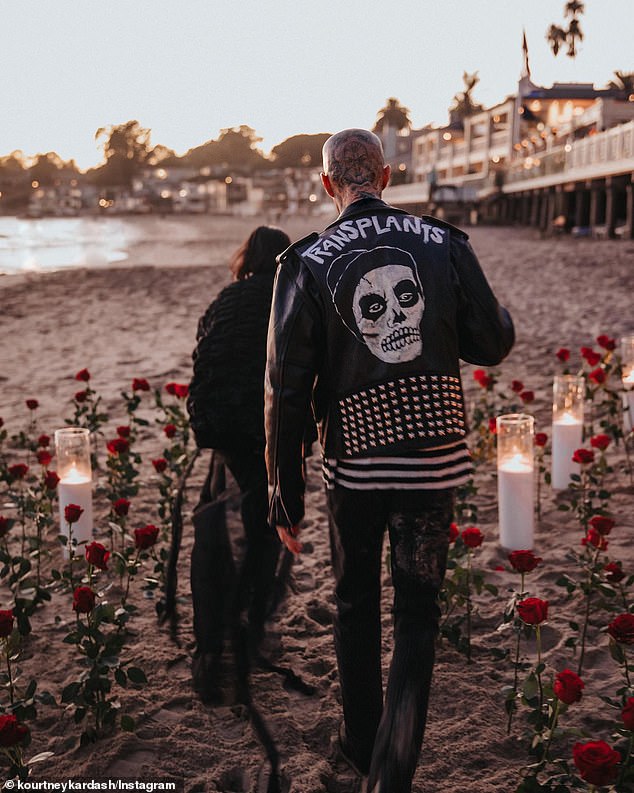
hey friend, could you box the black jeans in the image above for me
[191,450,280,656]
[327,486,454,793]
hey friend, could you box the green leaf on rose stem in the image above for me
[63,632,81,645]
[569,620,579,631]
[523,673,539,701]
[120,714,135,732]
[609,641,626,664]
[36,691,57,706]
[115,668,127,687]
[61,682,81,703]
[127,667,147,685]
[557,504,570,512]
[28,752,55,765]
[23,679,37,700]
[564,637,577,648]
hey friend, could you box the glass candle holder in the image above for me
[497,413,534,550]
[621,334,634,433]
[551,375,584,490]
[54,427,93,557]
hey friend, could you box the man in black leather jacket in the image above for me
[264,129,514,792]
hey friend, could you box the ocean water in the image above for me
[0,216,138,274]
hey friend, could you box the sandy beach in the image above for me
[0,215,633,792]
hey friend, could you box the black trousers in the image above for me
[327,486,454,793]
[190,449,280,656]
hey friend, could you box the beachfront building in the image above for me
[383,70,634,238]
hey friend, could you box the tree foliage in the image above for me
[373,98,412,134]
[546,1,584,58]
[94,120,152,187]
[606,70,634,94]
[269,133,330,169]
[179,125,266,173]
[449,72,483,123]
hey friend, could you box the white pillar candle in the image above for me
[551,412,583,490]
[58,464,93,558]
[498,455,534,550]
[55,427,93,560]
[497,413,535,550]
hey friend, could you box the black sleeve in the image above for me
[451,234,515,365]
[264,256,323,528]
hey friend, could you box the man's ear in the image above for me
[381,164,391,190]
[321,172,335,198]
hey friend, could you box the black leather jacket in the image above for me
[265,197,514,527]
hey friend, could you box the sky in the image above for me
[1,0,632,171]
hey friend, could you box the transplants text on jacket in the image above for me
[265,198,515,528]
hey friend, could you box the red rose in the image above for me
[572,740,620,787]
[461,527,484,549]
[589,515,615,535]
[134,524,159,550]
[516,597,549,625]
[37,433,51,447]
[488,417,497,434]
[75,390,88,403]
[165,382,189,399]
[8,463,29,481]
[554,669,584,705]
[163,423,177,439]
[604,562,625,584]
[75,368,91,382]
[107,437,129,455]
[473,369,494,388]
[607,613,634,645]
[152,457,168,474]
[582,528,608,551]
[44,470,60,490]
[113,497,131,517]
[0,714,29,747]
[519,390,534,404]
[622,697,634,731]
[588,367,606,385]
[508,549,543,574]
[556,348,570,362]
[590,433,611,451]
[511,380,524,393]
[581,347,601,366]
[85,541,109,571]
[534,432,548,447]
[36,449,53,467]
[596,334,616,351]
[72,586,95,614]
[132,377,150,392]
[572,448,594,465]
[116,425,131,438]
[25,398,39,410]
[0,609,14,638]
[0,516,11,537]
[64,503,84,524]
[448,522,459,543]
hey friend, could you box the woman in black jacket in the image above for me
[188,226,291,702]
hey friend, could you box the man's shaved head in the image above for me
[322,129,386,194]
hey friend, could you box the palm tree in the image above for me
[547,1,584,58]
[449,72,483,123]
[607,70,634,95]
[373,98,412,134]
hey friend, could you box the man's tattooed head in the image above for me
[322,129,385,199]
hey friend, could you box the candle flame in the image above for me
[499,453,532,473]
[61,463,91,484]
[555,411,581,425]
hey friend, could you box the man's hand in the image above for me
[276,524,303,555]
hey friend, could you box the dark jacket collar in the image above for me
[326,196,406,229]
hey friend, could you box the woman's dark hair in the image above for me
[230,226,291,281]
